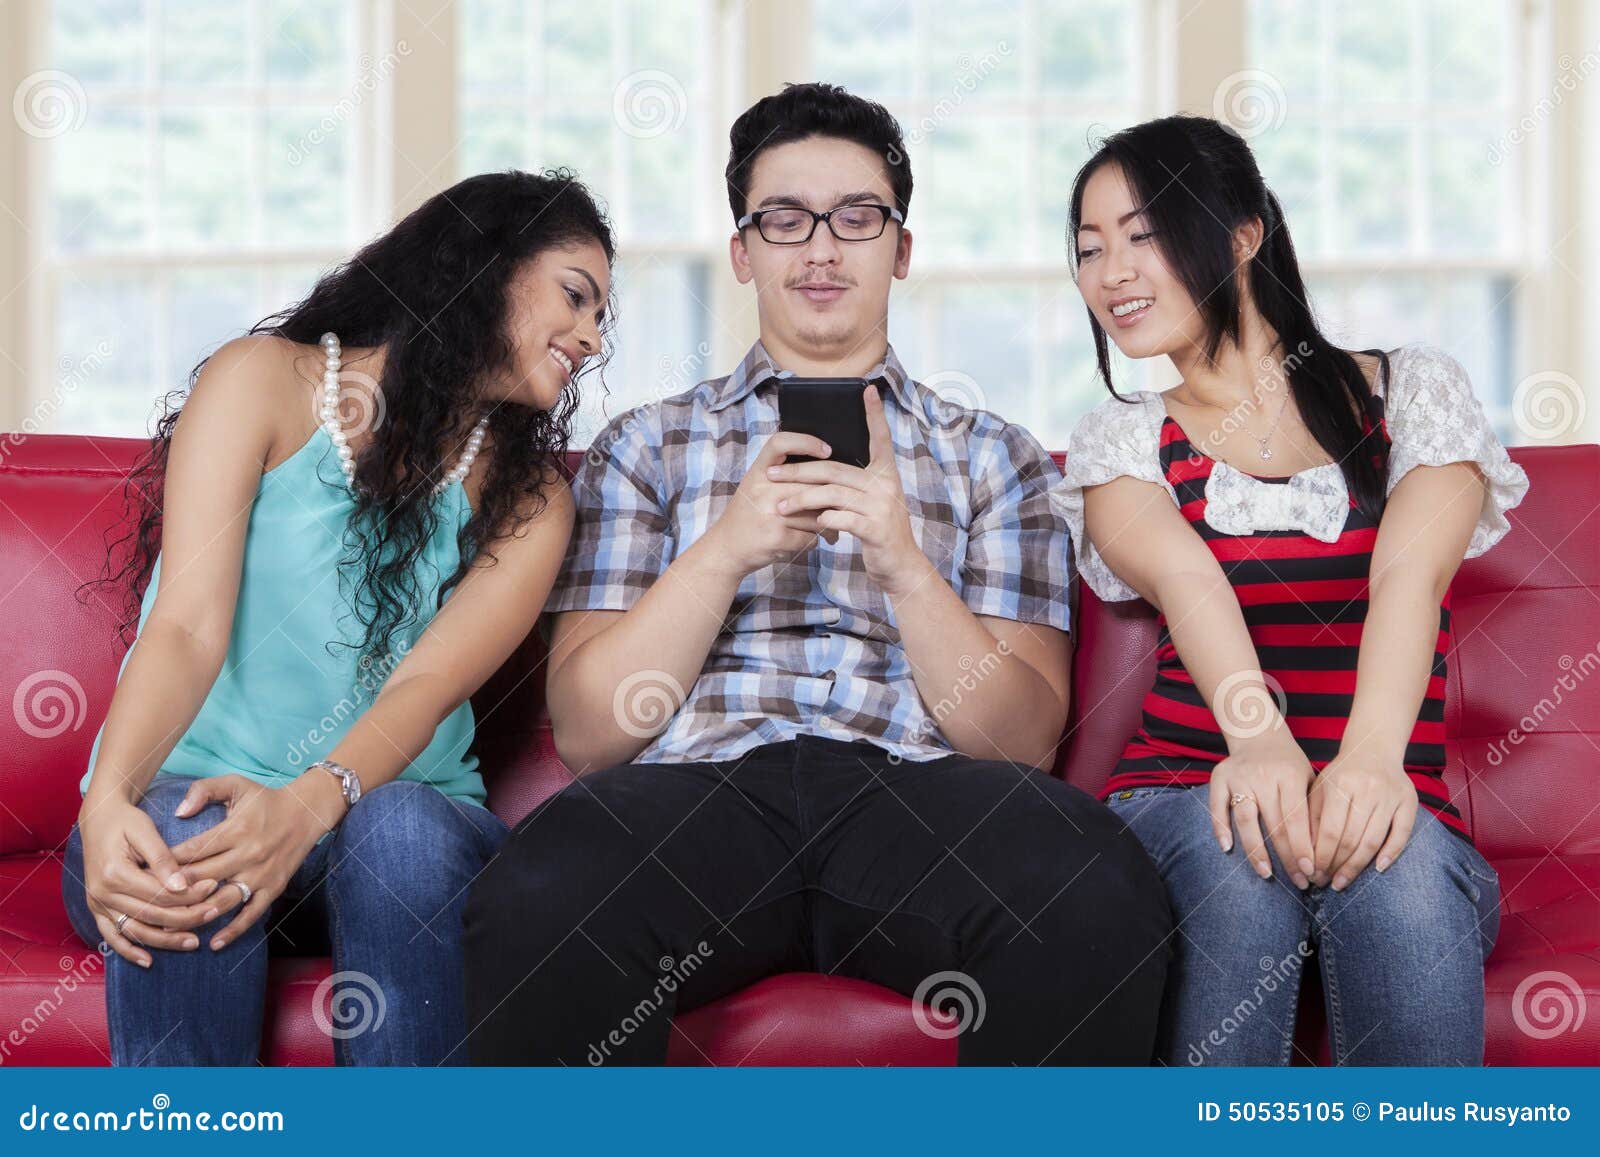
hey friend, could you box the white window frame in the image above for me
[5,0,1594,443]
[13,0,406,436]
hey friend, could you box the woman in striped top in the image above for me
[1057,116,1528,1066]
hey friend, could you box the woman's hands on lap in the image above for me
[1208,729,1316,890]
[1309,746,1419,891]
[77,799,221,966]
[168,773,346,951]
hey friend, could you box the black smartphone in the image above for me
[776,376,871,467]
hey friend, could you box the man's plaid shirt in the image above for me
[547,340,1075,765]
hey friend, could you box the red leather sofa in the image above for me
[2,434,1596,1065]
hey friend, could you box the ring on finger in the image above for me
[113,911,130,935]
[229,879,253,907]
[1230,792,1255,808]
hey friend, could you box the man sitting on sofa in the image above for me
[462,82,1173,1066]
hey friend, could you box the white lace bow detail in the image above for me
[1203,460,1349,543]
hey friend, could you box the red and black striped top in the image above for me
[1099,390,1468,842]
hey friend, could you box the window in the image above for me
[31,0,378,435]
[459,0,722,445]
[1248,0,1533,438]
[18,0,1563,448]
[813,0,1161,447]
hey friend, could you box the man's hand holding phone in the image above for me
[698,430,836,580]
[764,384,929,600]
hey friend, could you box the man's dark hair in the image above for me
[724,82,913,224]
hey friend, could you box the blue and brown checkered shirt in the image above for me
[547,340,1075,765]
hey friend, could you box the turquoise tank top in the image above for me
[81,424,486,809]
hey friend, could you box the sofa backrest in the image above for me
[1,436,1595,863]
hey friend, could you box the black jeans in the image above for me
[463,735,1173,1065]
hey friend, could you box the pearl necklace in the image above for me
[319,332,487,495]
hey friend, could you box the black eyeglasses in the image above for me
[736,203,905,245]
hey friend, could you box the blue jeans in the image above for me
[62,774,508,1066]
[1105,784,1500,1066]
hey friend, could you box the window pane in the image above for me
[159,109,253,247]
[160,1,249,86]
[1425,0,1511,104]
[539,111,615,194]
[265,0,350,86]
[814,0,1146,448]
[813,0,916,96]
[1428,129,1507,257]
[570,257,710,445]
[1037,118,1129,267]
[1245,0,1321,106]
[1332,1,1411,105]
[921,2,1022,103]
[1247,0,1523,436]
[461,0,526,93]
[52,275,160,435]
[265,109,350,246]
[1038,1,1140,102]
[52,108,148,253]
[460,0,718,446]
[1333,125,1411,256]
[919,118,1028,264]
[461,105,529,175]
[51,0,145,86]
[928,284,1035,424]
[41,3,368,434]
[1249,121,1324,256]
[540,0,615,97]
[1309,272,1516,439]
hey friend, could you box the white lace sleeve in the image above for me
[1382,344,1530,558]
[1052,393,1175,602]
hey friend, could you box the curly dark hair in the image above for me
[86,167,616,670]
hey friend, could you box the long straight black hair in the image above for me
[1067,114,1389,516]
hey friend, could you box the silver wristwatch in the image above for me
[310,759,363,808]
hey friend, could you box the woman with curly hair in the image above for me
[61,168,615,1066]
